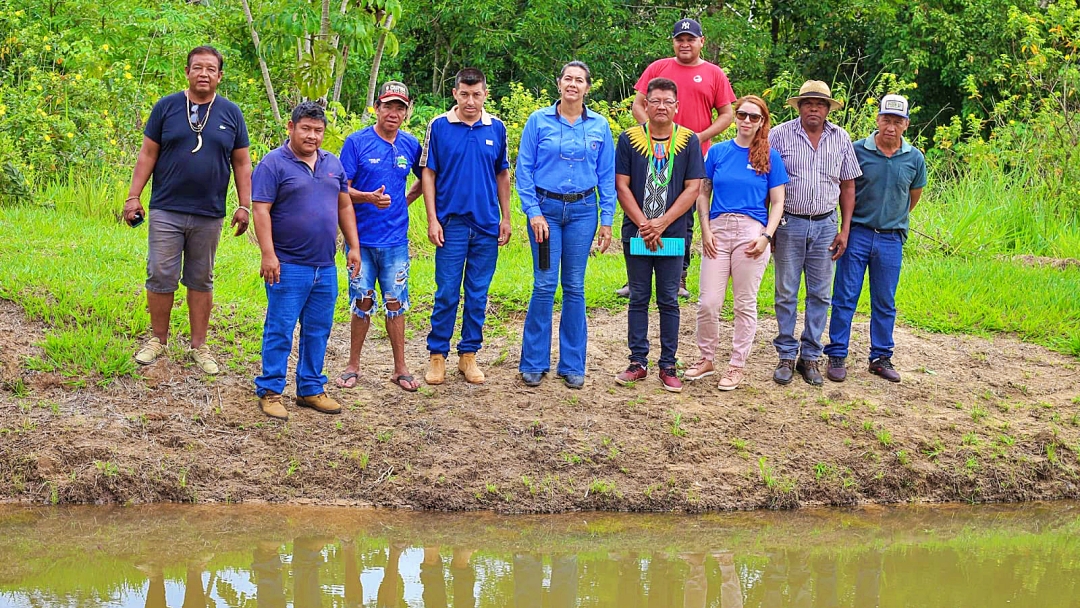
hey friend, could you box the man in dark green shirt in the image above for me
[825,94,927,383]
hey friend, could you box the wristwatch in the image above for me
[761,232,773,243]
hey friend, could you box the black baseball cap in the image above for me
[672,18,703,38]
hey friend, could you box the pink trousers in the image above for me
[696,214,770,367]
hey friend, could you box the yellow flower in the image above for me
[0,105,5,116]
[45,45,51,51]
[109,139,117,145]
[44,134,51,142]
[124,72,133,80]
[74,73,82,81]
[66,132,73,138]
[101,44,109,51]
[103,109,108,116]
[124,63,130,70]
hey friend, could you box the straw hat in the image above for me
[786,80,843,112]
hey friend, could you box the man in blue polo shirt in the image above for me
[250,102,361,421]
[824,94,927,384]
[336,81,423,392]
[419,67,512,386]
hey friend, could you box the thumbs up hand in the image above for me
[372,185,392,209]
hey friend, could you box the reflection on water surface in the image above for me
[1,502,1078,607]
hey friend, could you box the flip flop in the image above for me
[335,371,359,388]
[391,374,419,392]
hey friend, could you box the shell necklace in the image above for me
[186,92,217,153]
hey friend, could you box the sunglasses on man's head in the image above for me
[736,110,763,123]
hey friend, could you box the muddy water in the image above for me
[1,503,1078,607]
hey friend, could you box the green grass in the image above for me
[0,164,1078,380]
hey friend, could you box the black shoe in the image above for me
[869,357,901,382]
[557,372,585,389]
[796,359,824,386]
[521,372,544,387]
[773,359,796,385]
[826,356,847,382]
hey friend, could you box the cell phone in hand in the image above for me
[128,212,144,228]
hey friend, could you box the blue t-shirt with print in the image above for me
[704,139,788,225]
[339,126,422,248]
[251,143,349,267]
[419,109,510,237]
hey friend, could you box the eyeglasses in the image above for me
[646,99,677,108]
[736,110,763,123]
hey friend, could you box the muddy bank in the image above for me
[1,298,1078,511]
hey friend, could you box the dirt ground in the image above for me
[1,297,1078,511]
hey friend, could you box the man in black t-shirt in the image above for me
[123,46,252,375]
[614,77,705,394]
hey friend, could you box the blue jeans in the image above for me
[772,211,837,360]
[825,224,903,361]
[255,263,337,397]
[624,249,681,368]
[347,244,410,319]
[519,196,598,376]
[427,216,499,357]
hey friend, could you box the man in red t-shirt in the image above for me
[617,18,737,298]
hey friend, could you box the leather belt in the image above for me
[536,187,594,202]
[786,211,834,221]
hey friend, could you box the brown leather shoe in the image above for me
[796,358,824,386]
[295,393,342,415]
[425,354,446,385]
[458,352,485,384]
[259,393,289,421]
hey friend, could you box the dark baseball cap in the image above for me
[378,81,410,104]
[672,18,703,38]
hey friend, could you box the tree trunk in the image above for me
[239,0,281,123]
[332,45,349,106]
[366,14,393,109]
[320,0,331,38]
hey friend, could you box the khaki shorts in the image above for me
[145,209,224,293]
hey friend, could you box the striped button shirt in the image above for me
[768,119,862,215]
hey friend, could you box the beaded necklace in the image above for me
[643,123,678,189]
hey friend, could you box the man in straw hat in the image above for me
[768,80,862,386]
[824,94,926,384]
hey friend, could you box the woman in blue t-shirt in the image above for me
[686,95,788,390]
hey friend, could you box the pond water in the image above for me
[1,502,1078,607]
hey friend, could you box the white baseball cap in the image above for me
[879,94,909,119]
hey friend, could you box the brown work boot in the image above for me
[425,354,446,385]
[259,393,289,421]
[295,393,342,415]
[457,352,485,384]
